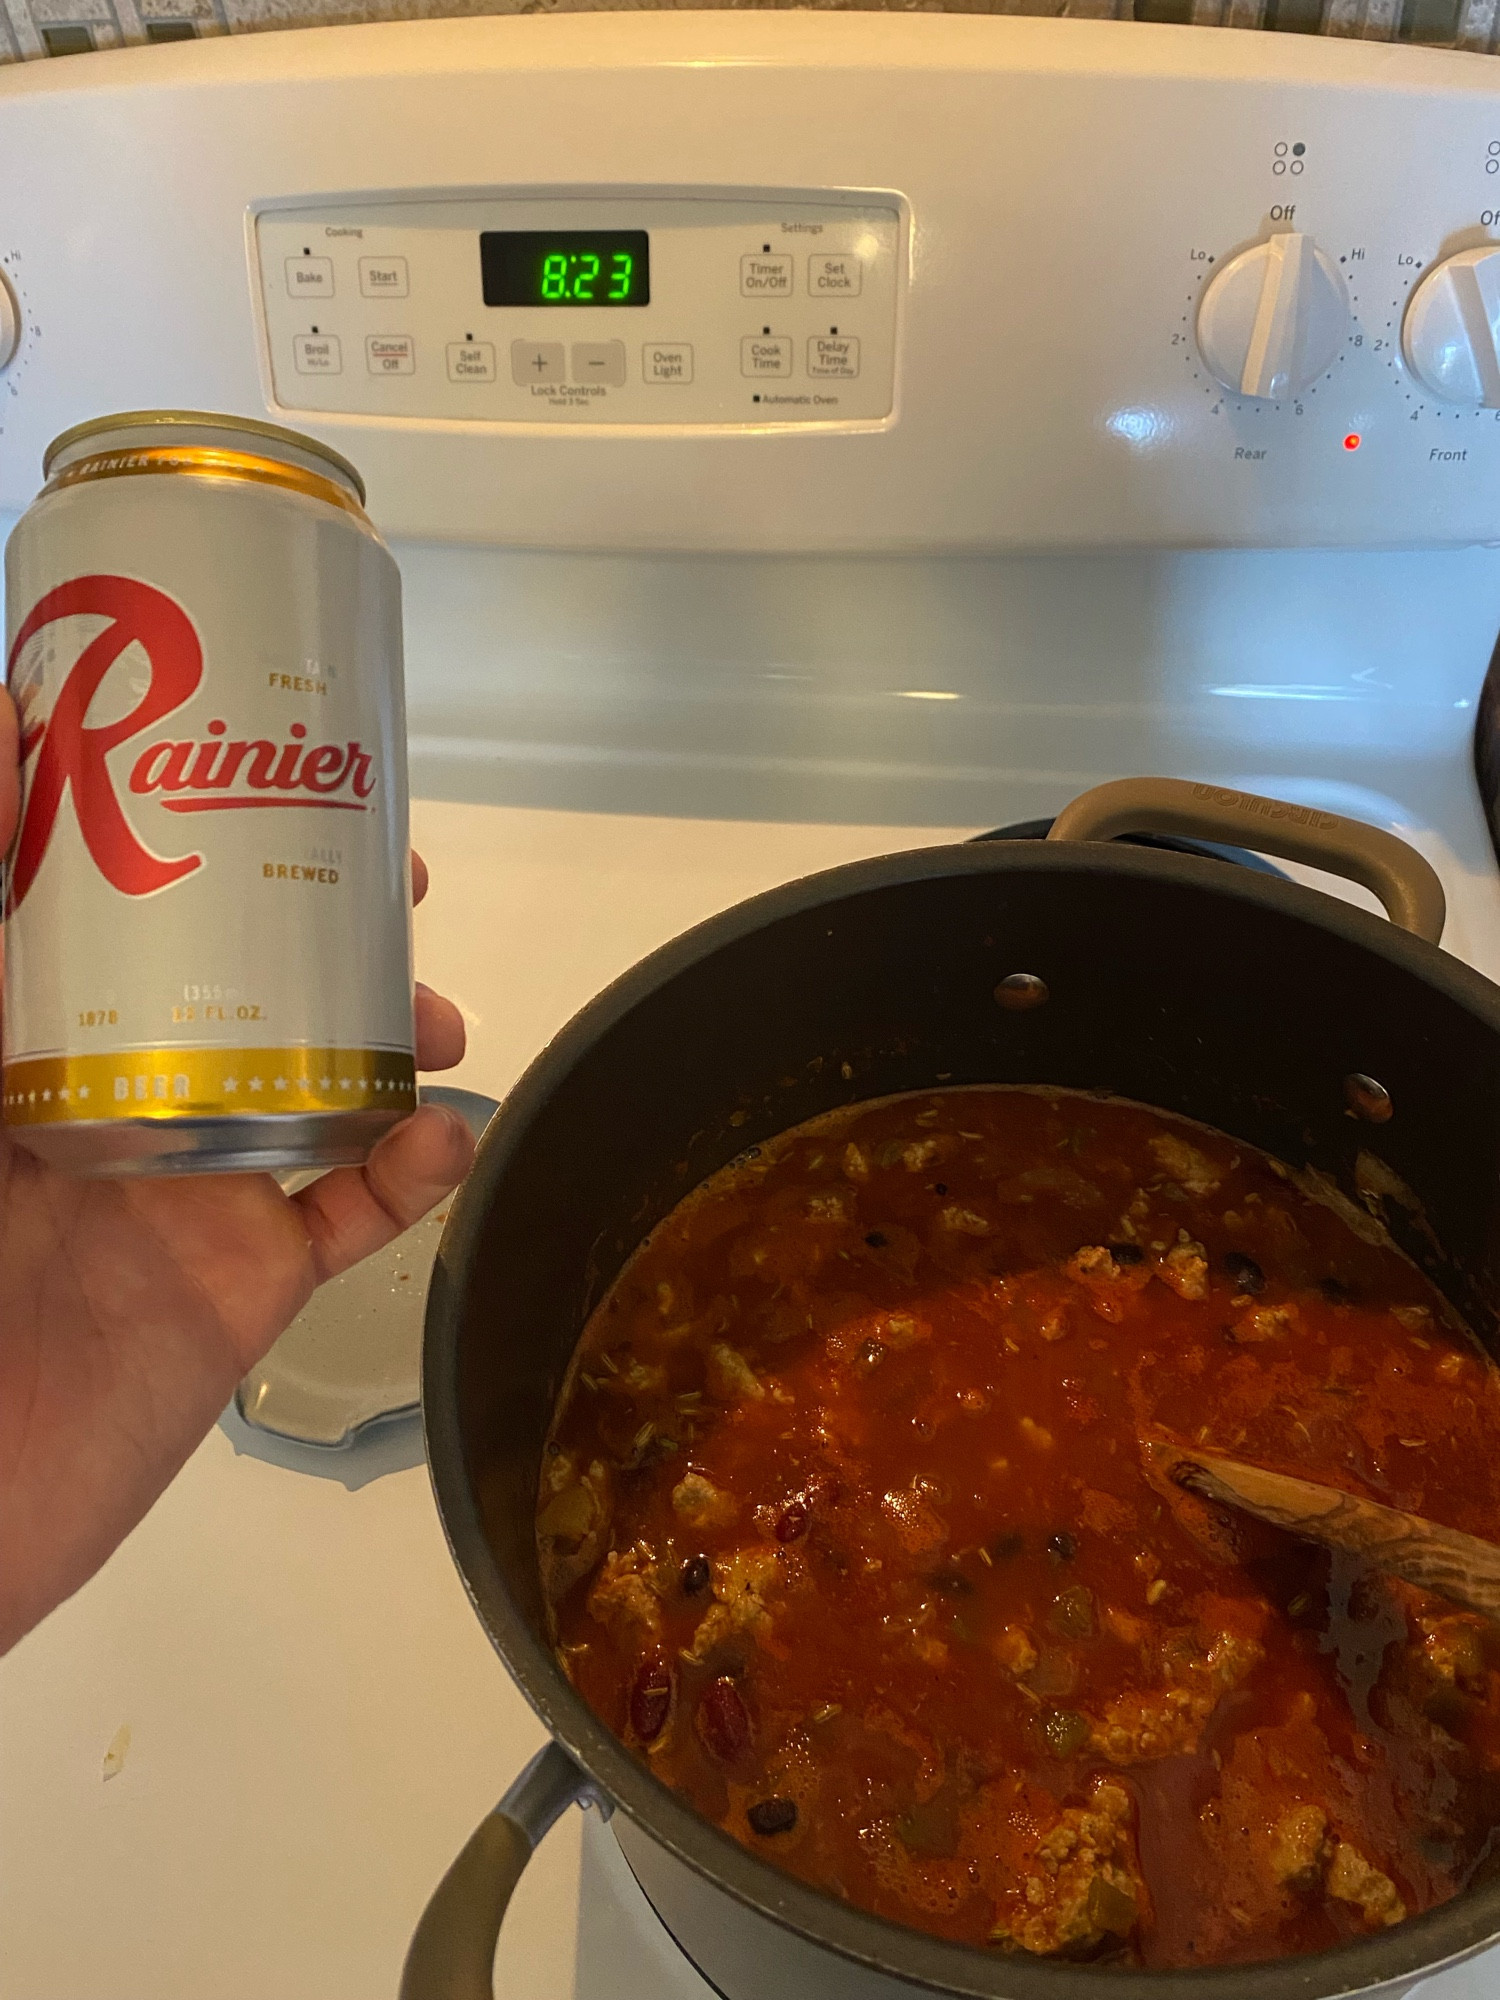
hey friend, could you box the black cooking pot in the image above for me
[404,777,1500,2000]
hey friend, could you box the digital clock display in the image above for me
[479,230,650,307]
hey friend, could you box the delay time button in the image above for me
[808,334,859,379]
[741,335,793,378]
[809,254,862,298]
[511,340,566,385]
[741,253,793,298]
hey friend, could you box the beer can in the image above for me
[2,410,415,1176]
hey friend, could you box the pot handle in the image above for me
[399,1741,601,2000]
[1047,776,1446,945]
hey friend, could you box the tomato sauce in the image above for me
[537,1089,1500,1969]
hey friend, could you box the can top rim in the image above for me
[43,411,366,505]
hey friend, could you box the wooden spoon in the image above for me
[1146,1443,1500,1626]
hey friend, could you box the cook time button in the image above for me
[808,334,859,379]
[741,335,793,378]
[741,253,793,298]
[366,334,414,375]
[809,253,862,298]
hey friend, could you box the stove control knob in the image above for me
[1196,232,1349,400]
[1402,247,1500,406]
[0,271,18,372]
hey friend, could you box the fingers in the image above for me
[411,849,429,906]
[0,685,17,855]
[291,1103,474,1284]
[414,981,465,1072]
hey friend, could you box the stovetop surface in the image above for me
[3,777,1500,1999]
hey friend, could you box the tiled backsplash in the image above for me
[1,0,1495,65]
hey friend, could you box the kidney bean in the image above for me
[696,1676,751,1763]
[747,1797,798,1836]
[630,1658,673,1744]
[775,1499,810,1543]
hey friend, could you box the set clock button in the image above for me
[741,253,793,298]
[572,340,626,386]
[285,255,334,298]
[809,254,862,298]
[741,334,793,377]
[511,340,565,386]
[1196,231,1348,400]
[808,334,859,379]
[1402,246,1500,405]
[447,341,496,383]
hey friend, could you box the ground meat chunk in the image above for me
[673,1470,739,1528]
[881,1485,949,1555]
[587,1543,662,1645]
[1149,1133,1221,1195]
[1268,1804,1330,1888]
[1159,1241,1209,1301]
[1090,1620,1263,1764]
[991,1781,1143,1956]
[1418,1615,1486,1693]
[706,1343,766,1402]
[1229,1304,1299,1344]
[994,1625,1039,1676]
[1327,1841,1406,1928]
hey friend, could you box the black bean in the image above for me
[928,1565,973,1595]
[1108,1242,1144,1266]
[934,1183,949,1196]
[1320,1276,1353,1303]
[864,1231,888,1249]
[1047,1531,1078,1563]
[1223,1252,1265,1295]
[681,1554,711,1596]
[989,1530,1024,1561]
[747,1797,798,1836]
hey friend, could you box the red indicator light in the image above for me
[1343,432,1362,451]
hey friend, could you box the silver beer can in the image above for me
[2,410,415,1176]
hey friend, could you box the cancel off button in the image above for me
[807,334,859,379]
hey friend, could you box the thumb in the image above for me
[0,684,16,856]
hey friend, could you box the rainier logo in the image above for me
[6,573,377,913]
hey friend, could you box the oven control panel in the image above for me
[255,198,900,428]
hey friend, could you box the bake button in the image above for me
[643,342,693,385]
[740,253,793,298]
[741,334,793,378]
[447,340,497,382]
[571,339,626,387]
[285,255,334,298]
[359,256,409,299]
[293,333,342,374]
[807,334,859,379]
[511,340,566,385]
[809,253,863,298]
[365,334,415,375]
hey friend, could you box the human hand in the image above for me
[0,686,474,1654]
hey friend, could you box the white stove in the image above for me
[8,12,1500,1995]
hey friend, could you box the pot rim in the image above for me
[424,835,1500,1998]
